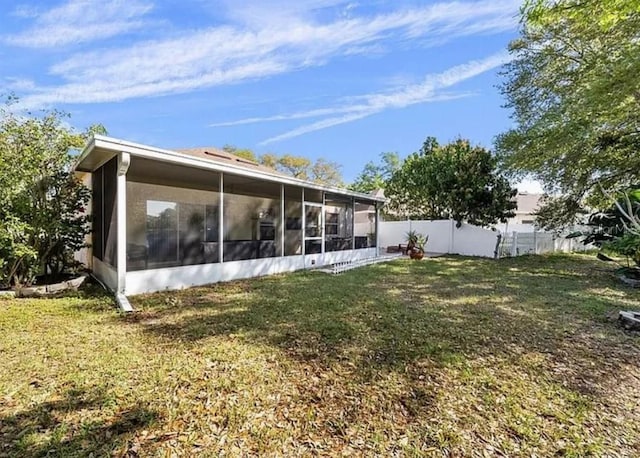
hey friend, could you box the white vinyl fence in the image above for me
[498,231,590,257]
[379,219,589,259]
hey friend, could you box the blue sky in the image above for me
[0,0,541,191]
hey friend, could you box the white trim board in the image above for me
[92,257,117,291]
[125,248,378,295]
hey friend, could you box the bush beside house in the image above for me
[0,97,105,289]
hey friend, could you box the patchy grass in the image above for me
[1,254,639,457]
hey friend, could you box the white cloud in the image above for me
[15,0,518,108]
[11,4,40,18]
[219,0,355,24]
[4,77,37,91]
[5,0,154,48]
[252,51,510,144]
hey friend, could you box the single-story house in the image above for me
[74,135,384,309]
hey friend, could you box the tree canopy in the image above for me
[221,145,343,186]
[496,0,640,223]
[386,137,517,226]
[349,152,400,193]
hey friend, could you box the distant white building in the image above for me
[376,189,544,226]
[510,192,543,225]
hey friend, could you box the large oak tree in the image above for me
[496,0,640,227]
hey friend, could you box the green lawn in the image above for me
[1,254,639,457]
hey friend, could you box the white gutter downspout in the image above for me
[115,152,133,312]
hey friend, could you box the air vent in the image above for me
[201,150,258,166]
[203,151,229,160]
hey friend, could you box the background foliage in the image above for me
[385,137,517,226]
[496,0,640,227]
[222,145,343,186]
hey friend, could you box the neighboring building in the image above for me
[74,135,384,304]
[510,192,543,225]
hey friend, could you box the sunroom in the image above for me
[75,136,383,303]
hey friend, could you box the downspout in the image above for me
[115,152,133,312]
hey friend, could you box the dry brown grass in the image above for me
[1,253,639,456]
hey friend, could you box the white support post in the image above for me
[321,192,326,254]
[375,203,380,256]
[449,219,455,254]
[280,184,285,257]
[351,197,356,250]
[115,152,132,312]
[512,231,518,257]
[301,188,305,256]
[219,173,224,264]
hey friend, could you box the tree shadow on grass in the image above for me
[124,255,639,397]
[109,255,640,453]
[0,386,158,458]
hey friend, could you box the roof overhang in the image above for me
[75,135,386,203]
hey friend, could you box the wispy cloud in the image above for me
[261,93,470,145]
[15,0,518,108]
[251,51,510,144]
[218,0,358,26]
[5,0,154,48]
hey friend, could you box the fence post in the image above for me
[450,219,455,254]
[533,227,537,254]
[512,231,518,257]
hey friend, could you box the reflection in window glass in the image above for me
[304,188,323,203]
[126,159,220,271]
[305,239,323,254]
[354,201,377,248]
[92,167,104,261]
[146,201,178,264]
[284,186,303,256]
[223,174,281,261]
[91,157,118,267]
[305,205,322,238]
[324,194,353,252]
[127,183,220,270]
[304,204,322,254]
[103,158,118,267]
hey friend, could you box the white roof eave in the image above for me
[75,135,386,203]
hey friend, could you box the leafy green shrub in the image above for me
[0,97,104,287]
[572,188,640,268]
[604,233,640,267]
